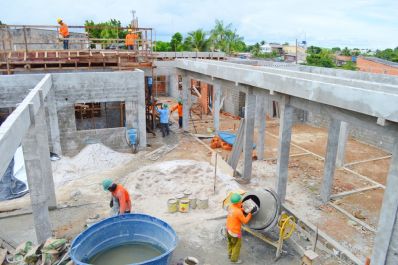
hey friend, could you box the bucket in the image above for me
[175,193,184,203]
[183,190,192,199]
[184,256,199,265]
[179,199,190,213]
[167,198,178,213]
[197,197,209,209]
[189,197,197,209]
[70,214,178,265]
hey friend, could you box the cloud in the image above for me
[1,0,397,49]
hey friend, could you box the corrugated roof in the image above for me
[364,57,398,68]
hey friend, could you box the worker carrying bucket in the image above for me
[226,193,257,264]
[102,179,132,215]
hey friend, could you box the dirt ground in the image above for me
[0,108,391,264]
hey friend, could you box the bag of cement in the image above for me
[12,241,34,265]
[242,199,258,215]
[41,238,67,265]
[24,244,41,265]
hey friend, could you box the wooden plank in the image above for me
[329,202,376,233]
[228,118,245,170]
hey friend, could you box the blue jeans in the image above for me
[160,123,169,137]
[63,36,69,49]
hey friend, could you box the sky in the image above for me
[1,0,398,49]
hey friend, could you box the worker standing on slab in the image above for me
[57,18,70,50]
[170,100,183,129]
[102,179,132,215]
[125,29,137,50]
[226,193,256,264]
[156,104,170,137]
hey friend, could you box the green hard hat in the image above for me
[230,193,242,204]
[102,179,113,191]
[163,103,168,108]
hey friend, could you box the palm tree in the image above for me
[210,19,232,51]
[188,29,209,52]
[225,29,244,54]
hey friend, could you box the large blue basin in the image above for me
[70,214,178,265]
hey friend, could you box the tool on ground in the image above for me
[223,188,297,259]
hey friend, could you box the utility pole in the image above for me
[295,38,298,64]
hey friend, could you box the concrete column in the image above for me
[45,88,62,155]
[336,121,349,167]
[320,118,342,203]
[213,80,221,132]
[275,96,294,203]
[169,71,179,99]
[22,103,53,243]
[125,101,136,128]
[255,93,267,161]
[182,75,190,131]
[372,138,398,265]
[242,87,256,181]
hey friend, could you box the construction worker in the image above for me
[170,100,183,128]
[102,179,132,215]
[156,103,170,137]
[57,18,70,50]
[226,193,257,263]
[125,29,137,50]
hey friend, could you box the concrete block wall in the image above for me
[306,112,394,152]
[51,71,146,155]
[221,82,241,115]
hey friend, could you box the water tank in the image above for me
[242,188,281,231]
[70,214,178,265]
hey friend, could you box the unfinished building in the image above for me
[1,24,398,265]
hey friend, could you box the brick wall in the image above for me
[357,57,398,76]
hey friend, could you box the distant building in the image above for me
[282,45,307,63]
[260,43,272,53]
[269,43,283,55]
[356,57,398,76]
[335,55,352,66]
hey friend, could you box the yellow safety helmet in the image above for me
[128,29,133,32]
[56,18,63,23]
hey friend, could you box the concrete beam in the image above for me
[213,79,221,131]
[182,74,190,131]
[320,118,342,203]
[22,103,52,244]
[45,87,62,155]
[255,93,267,160]
[372,138,398,265]
[242,87,256,180]
[276,96,294,202]
[336,121,349,167]
[175,60,398,122]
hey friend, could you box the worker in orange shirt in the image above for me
[226,193,256,263]
[125,29,137,50]
[57,18,70,50]
[102,179,132,215]
[170,99,183,128]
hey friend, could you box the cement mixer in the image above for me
[223,188,296,259]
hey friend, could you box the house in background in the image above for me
[260,43,272,53]
[335,55,353,66]
[282,45,307,63]
[357,57,398,76]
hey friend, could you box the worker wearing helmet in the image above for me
[102,179,131,215]
[156,103,170,137]
[57,18,70,50]
[170,99,183,128]
[226,193,257,263]
[125,29,138,50]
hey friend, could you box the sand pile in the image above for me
[52,144,135,187]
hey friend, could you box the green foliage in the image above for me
[341,61,357,70]
[154,41,171,51]
[170,32,183,51]
[248,42,278,59]
[375,48,398,62]
[341,47,351,56]
[84,19,126,40]
[283,42,289,45]
[209,20,246,54]
[187,29,209,52]
[307,46,322,54]
[331,47,341,53]
[306,49,336,68]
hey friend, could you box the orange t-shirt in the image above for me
[171,104,183,117]
[226,203,252,236]
[59,23,69,37]
[125,33,138,46]
[111,184,132,214]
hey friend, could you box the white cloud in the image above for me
[1,0,397,49]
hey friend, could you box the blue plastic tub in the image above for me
[70,214,178,265]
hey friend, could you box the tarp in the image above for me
[0,146,29,201]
